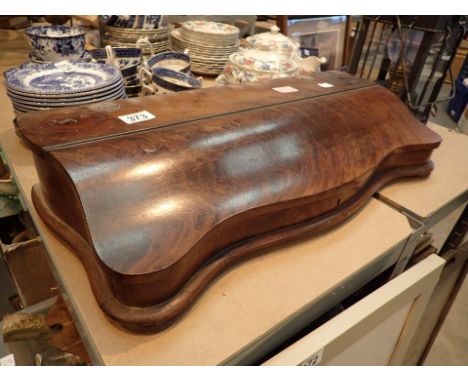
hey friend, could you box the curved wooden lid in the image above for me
[18,73,441,313]
[25,79,440,275]
[16,72,373,152]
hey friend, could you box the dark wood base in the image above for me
[32,162,434,332]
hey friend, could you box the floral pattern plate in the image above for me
[181,21,239,36]
[5,61,123,95]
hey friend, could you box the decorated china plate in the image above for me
[178,34,238,45]
[5,61,122,95]
[171,41,239,55]
[10,91,126,111]
[181,21,239,36]
[7,78,124,99]
[171,29,239,49]
[171,47,234,60]
[7,84,124,105]
[189,56,229,64]
[12,92,126,113]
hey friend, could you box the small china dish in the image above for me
[146,51,191,73]
[26,25,86,62]
[152,67,201,92]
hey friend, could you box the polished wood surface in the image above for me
[16,72,442,332]
[16,71,372,152]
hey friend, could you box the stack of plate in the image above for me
[5,61,126,113]
[171,21,240,75]
[100,23,170,55]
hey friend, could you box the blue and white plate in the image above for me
[5,61,123,95]
[10,89,126,110]
[7,81,125,103]
[8,86,126,107]
[12,92,127,113]
[7,78,125,100]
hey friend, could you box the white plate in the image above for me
[171,42,238,55]
[171,29,239,49]
[171,34,239,50]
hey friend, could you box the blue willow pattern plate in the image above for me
[5,61,123,95]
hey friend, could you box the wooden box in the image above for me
[15,72,441,332]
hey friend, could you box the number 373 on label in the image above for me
[118,111,156,124]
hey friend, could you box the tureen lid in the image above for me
[229,48,298,74]
[246,25,298,53]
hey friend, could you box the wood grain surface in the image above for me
[16,72,442,331]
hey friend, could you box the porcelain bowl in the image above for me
[152,67,201,92]
[26,26,86,62]
[147,51,191,73]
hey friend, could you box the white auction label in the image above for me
[273,86,299,93]
[0,354,16,366]
[299,348,323,366]
[118,110,156,124]
[317,82,334,88]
